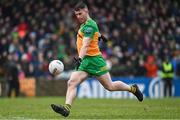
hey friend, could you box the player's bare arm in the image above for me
[79,37,92,59]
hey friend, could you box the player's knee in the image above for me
[104,85,114,91]
[67,79,78,88]
[67,80,75,87]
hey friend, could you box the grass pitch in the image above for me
[0,97,180,119]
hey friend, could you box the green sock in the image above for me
[64,104,71,112]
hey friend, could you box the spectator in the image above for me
[144,55,158,78]
[160,56,174,97]
[5,54,20,97]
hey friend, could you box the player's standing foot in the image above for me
[51,104,70,117]
[131,84,143,102]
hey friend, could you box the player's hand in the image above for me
[74,57,82,70]
[98,34,108,43]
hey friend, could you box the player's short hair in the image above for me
[74,1,88,11]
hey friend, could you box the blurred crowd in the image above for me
[0,0,180,79]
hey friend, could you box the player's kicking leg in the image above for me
[51,71,88,117]
[96,72,143,102]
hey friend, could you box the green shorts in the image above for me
[77,55,109,76]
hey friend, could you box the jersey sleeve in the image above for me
[83,25,95,38]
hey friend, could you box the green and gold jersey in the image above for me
[76,18,101,56]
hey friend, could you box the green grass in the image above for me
[0,97,180,119]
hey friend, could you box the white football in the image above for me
[48,60,64,75]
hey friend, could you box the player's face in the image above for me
[75,9,88,24]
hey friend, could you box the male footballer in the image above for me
[51,1,143,117]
